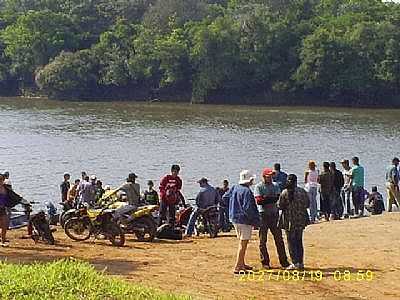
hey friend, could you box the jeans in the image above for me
[219,206,230,231]
[320,192,331,217]
[286,229,304,265]
[352,186,364,215]
[341,188,353,216]
[185,208,200,235]
[386,182,400,212]
[159,201,176,227]
[331,188,343,219]
[259,211,289,267]
[307,187,318,222]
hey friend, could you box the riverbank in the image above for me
[1,213,399,299]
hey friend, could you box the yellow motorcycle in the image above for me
[110,202,159,242]
[64,206,125,246]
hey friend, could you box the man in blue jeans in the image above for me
[184,178,220,237]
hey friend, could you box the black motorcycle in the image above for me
[59,202,79,228]
[64,207,125,246]
[195,205,219,238]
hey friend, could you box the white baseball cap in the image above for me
[238,170,256,185]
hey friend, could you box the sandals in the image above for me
[233,265,254,274]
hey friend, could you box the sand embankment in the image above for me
[1,213,400,299]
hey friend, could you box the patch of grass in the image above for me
[0,259,191,300]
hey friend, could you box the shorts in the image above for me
[233,223,252,241]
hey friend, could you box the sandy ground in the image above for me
[1,213,400,300]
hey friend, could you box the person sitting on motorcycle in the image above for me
[119,173,141,207]
[143,180,159,205]
[184,177,221,238]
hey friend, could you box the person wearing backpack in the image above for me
[159,165,185,227]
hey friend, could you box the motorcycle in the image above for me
[112,203,159,242]
[195,205,219,238]
[64,206,125,246]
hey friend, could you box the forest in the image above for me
[0,0,400,106]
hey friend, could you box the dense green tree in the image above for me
[94,19,137,86]
[189,16,241,101]
[2,10,78,80]
[35,49,99,98]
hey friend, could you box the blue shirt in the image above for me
[273,171,287,191]
[195,184,220,209]
[228,184,260,226]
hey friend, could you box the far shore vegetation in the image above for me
[0,0,400,106]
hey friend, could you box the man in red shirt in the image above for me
[159,165,185,227]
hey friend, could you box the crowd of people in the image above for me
[225,156,399,273]
[1,156,399,276]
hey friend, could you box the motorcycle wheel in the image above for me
[60,211,76,228]
[64,218,91,241]
[107,223,125,247]
[59,212,66,228]
[135,216,157,242]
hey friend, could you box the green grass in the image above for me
[0,259,191,300]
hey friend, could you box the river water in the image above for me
[1,97,399,208]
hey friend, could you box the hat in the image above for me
[90,175,97,180]
[127,173,138,181]
[197,177,208,184]
[239,170,256,185]
[262,168,274,177]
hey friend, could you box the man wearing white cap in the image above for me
[227,170,260,274]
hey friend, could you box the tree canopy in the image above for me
[0,0,399,105]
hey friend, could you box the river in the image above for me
[1,97,399,208]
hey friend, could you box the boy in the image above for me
[143,180,159,205]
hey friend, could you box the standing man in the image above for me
[386,157,400,212]
[159,165,185,227]
[340,159,353,218]
[318,162,334,221]
[229,170,259,274]
[254,168,289,269]
[60,173,71,203]
[184,178,220,237]
[273,163,288,191]
[217,179,230,232]
[78,175,96,206]
[120,173,141,207]
[330,162,344,219]
[350,157,365,217]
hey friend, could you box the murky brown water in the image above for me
[1,97,399,207]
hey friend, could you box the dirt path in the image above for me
[1,213,400,300]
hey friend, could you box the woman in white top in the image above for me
[304,161,319,223]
